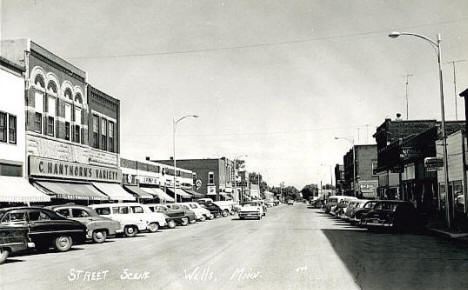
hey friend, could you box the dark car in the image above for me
[146,204,191,226]
[0,224,35,264]
[46,204,121,243]
[199,202,223,218]
[166,204,197,224]
[0,207,86,252]
[349,200,379,225]
[362,200,425,232]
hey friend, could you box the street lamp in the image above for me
[173,114,198,203]
[389,31,451,229]
[335,137,356,197]
[233,154,247,204]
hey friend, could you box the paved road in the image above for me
[1,204,468,290]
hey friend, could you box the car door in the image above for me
[27,209,56,237]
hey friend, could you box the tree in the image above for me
[301,184,318,200]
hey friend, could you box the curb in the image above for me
[427,227,468,239]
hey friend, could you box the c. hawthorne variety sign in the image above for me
[29,156,121,182]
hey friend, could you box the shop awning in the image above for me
[0,177,51,203]
[124,185,154,199]
[141,187,175,202]
[34,181,108,201]
[166,188,192,198]
[92,182,136,201]
[183,189,203,198]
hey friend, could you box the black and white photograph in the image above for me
[1,1,468,289]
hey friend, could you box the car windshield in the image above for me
[189,204,197,209]
[364,202,376,209]
[375,202,399,211]
[328,198,337,203]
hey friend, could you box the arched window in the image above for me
[34,75,45,88]
[64,88,73,100]
[47,81,58,94]
[74,93,83,104]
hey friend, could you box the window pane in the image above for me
[8,115,16,144]
[65,104,72,121]
[34,112,42,133]
[109,122,114,137]
[35,92,44,113]
[47,97,56,117]
[75,108,81,124]
[101,119,107,135]
[65,122,70,141]
[72,209,89,218]
[47,116,54,136]
[93,115,99,133]
[0,112,6,142]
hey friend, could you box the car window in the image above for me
[72,208,90,218]
[1,211,27,224]
[28,210,51,221]
[171,205,180,210]
[148,207,155,212]
[189,204,197,209]
[118,206,129,214]
[95,207,111,215]
[56,208,71,218]
[131,206,144,213]
[328,198,337,203]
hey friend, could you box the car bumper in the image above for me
[365,220,393,227]
[239,212,261,218]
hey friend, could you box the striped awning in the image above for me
[183,189,203,198]
[34,181,108,201]
[124,185,154,199]
[141,187,175,202]
[92,182,136,201]
[0,177,51,203]
[167,188,192,198]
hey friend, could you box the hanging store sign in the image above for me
[424,157,443,171]
[207,185,217,195]
[29,156,121,182]
[138,175,160,185]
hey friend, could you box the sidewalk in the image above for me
[425,215,468,239]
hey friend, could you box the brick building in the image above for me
[153,157,235,201]
[334,164,345,194]
[1,39,131,204]
[343,145,378,198]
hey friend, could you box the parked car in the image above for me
[348,200,379,225]
[198,198,234,217]
[362,200,425,232]
[0,224,35,264]
[287,200,294,205]
[147,204,191,226]
[90,204,148,237]
[250,200,267,216]
[238,201,264,220]
[0,207,86,252]
[166,204,197,224]
[181,202,214,221]
[325,196,347,214]
[335,196,359,218]
[199,202,224,218]
[47,204,121,243]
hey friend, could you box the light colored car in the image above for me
[182,202,214,221]
[90,203,155,237]
[197,198,233,217]
[239,202,264,220]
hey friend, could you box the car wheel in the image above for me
[199,215,206,222]
[167,220,176,229]
[214,212,221,218]
[124,226,137,237]
[54,235,73,252]
[0,248,10,264]
[222,210,229,217]
[92,230,107,243]
[147,222,159,233]
[181,218,189,226]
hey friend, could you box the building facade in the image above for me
[343,145,378,198]
[153,157,235,201]
[2,39,130,204]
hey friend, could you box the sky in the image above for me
[1,0,468,189]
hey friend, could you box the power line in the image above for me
[65,17,468,60]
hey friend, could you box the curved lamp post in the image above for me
[173,114,198,202]
[335,137,356,196]
[389,31,451,229]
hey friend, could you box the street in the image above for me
[1,204,468,290]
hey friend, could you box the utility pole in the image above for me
[404,74,413,120]
[447,60,466,120]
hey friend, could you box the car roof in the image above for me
[0,206,47,211]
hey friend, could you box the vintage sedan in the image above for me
[362,200,425,231]
[180,202,214,221]
[166,204,197,224]
[0,224,35,264]
[90,204,148,237]
[0,207,86,252]
[47,204,121,243]
[349,200,379,225]
[238,202,264,220]
[198,202,224,218]
[146,204,191,226]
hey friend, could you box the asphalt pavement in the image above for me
[1,204,467,290]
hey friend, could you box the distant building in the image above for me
[151,157,235,201]
[334,164,345,194]
[343,145,378,198]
